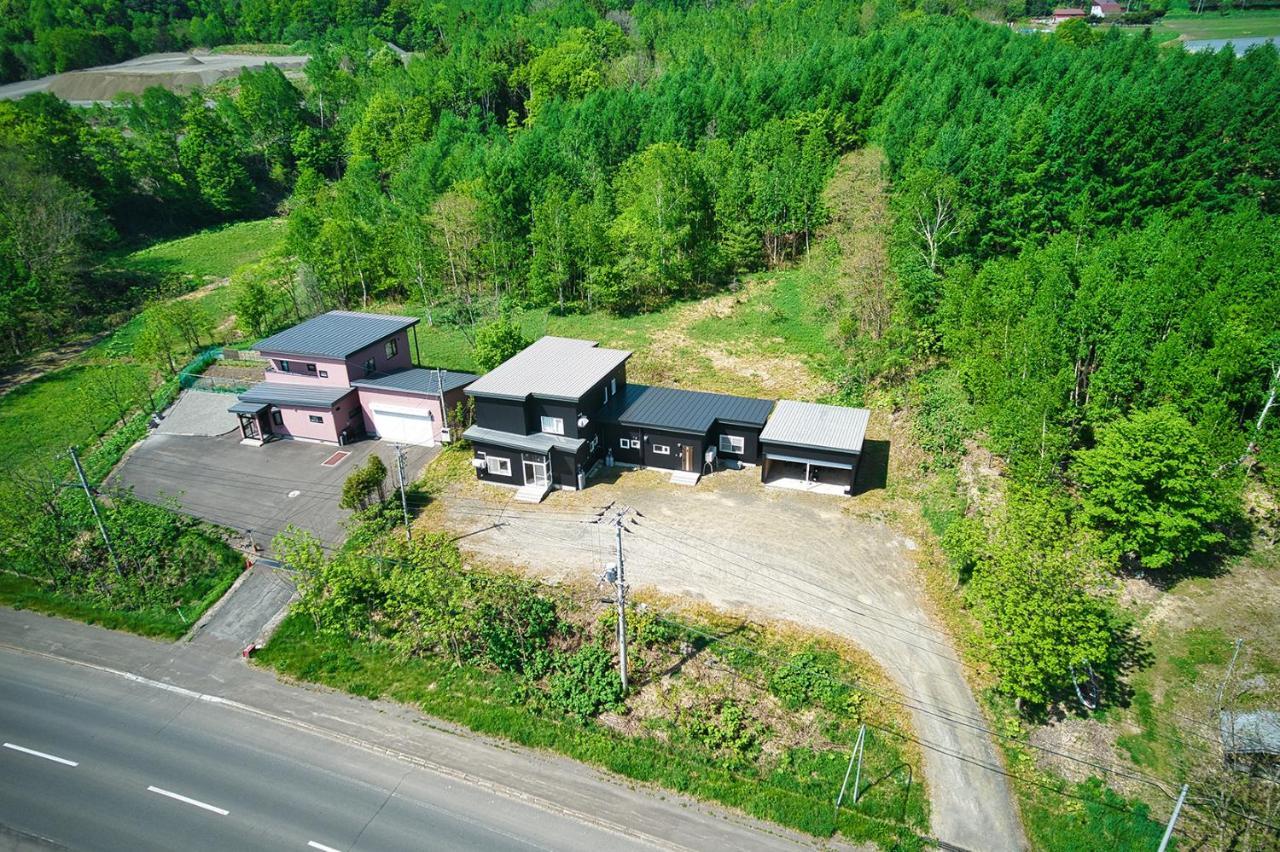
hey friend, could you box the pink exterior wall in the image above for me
[342,331,413,384]
[268,389,362,443]
[258,351,349,387]
[357,388,446,442]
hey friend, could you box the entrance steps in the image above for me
[515,482,550,503]
[669,470,701,486]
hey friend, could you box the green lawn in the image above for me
[109,218,286,282]
[406,301,690,373]
[1154,7,1280,41]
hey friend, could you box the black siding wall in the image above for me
[640,428,704,472]
[713,424,763,463]
[472,442,522,485]
[474,397,529,434]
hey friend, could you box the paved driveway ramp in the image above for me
[187,560,296,651]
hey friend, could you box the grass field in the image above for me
[258,609,930,847]
[2,218,283,480]
[0,555,242,640]
[109,218,286,282]
[1154,6,1280,41]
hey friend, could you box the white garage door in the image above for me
[370,408,435,446]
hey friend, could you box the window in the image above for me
[308,415,324,424]
[306,363,317,373]
[610,377,617,396]
[486,456,511,476]
[719,434,745,454]
[602,383,609,403]
[588,436,598,452]
[651,444,671,456]
[364,357,376,376]
[271,410,283,426]
[540,416,564,435]
[278,360,291,372]
[318,370,328,378]
[385,338,398,358]
[619,437,635,450]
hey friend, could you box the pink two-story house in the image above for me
[228,311,476,446]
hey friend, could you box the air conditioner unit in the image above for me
[471,458,486,469]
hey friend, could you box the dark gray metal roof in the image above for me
[465,337,631,402]
[227,400,268,414]
[606,384,774,434]
[463,424,585,455]
[759,400,870,455]
[350,368,478,397]
[238,382,354,409]
[1221,711,1280,755]
[254,311,419,359]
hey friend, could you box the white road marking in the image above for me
[2,742,79,766]
[307,842,343,852]
[146,785,229,815]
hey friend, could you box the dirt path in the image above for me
[0,332,109,397]
[441,472,1025,850]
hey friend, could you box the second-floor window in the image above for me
[364,357,376,376]
[278,360,291,372]
[306,363,317,374]
[540,416,564,435]
[385,338,398,359]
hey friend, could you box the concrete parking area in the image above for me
[108,429,437,553]
[440,467,1024,852]
[153,389,241,436]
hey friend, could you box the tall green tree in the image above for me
[1073,407,1236,570]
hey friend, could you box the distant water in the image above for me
[1182,35,1280,54]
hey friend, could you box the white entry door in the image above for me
[369,407,435,446]
[523,459,548,486]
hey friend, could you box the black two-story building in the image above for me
[463,337,631,495]
[464,336,782,498]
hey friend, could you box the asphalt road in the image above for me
[0,651,649,852]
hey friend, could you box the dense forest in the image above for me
[3,0,1279,759]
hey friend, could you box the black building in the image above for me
[600,384,774,479]
[463,337,630,497]
[758,400,869,495]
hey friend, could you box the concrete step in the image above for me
[669,470,701,486]
[514,482,550,503]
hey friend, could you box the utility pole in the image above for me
[614,510,629,692]
[394,444,411,544]
[69,446,123,578]
[1158,784,1189,852]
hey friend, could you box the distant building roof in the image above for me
[603,384,774,434]
[255,311,419,359]
[351,368,478,397]
[463,424,585,455]
[1221,711,1280,756]
[465,337,631,402]
[759,400,871,456]
[238,382,354,409]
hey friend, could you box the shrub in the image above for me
[473,316,530,371]
[478,588,560,674]
[686,699,765,765]
[769,651,849,712]
[548,643,625,719]
[339,455,388,511]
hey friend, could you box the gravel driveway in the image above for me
[442,467,1024,851]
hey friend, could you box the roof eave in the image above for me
[761,438,863,456]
